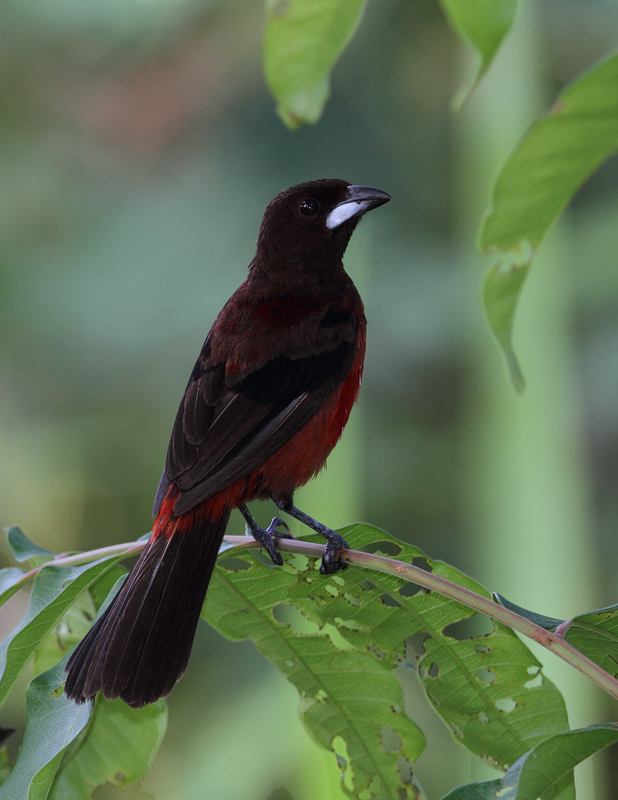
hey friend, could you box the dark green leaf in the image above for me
[5,528,55,564]
[441,779,502,799]
[0,748,12,788]
[479,51,618,389]
[263,0,368,128]
[493,594,563,632]
[0,660,92,800]
[564,604,618,679]
[439,0,518,107]
[49,696,167,799]
[0,556,125,707]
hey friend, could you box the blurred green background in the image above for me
[0,1,616,798]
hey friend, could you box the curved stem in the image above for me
[16,533,618,700]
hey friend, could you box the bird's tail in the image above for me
[65,507,229,709]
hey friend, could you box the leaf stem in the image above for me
[223,535,618,700]
[17,534,618,700]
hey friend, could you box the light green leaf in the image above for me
[33,565,127,676]
[263,0,368,128]
[49,696,167,799]
[5,528,55,564]
[479,51,618,389]
[564,603,618,679]
[440,0,518,108]
[288,525,568,771]
[0,569,28,610]
[0,556,125,707]
[0,748,12,788]
[447,724,618,800]
[205,534,427,800]
[0,660,92,800]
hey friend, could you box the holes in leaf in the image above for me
[397,756,414,790]
[359,580,375,592]
[391,704,401,714]
[442,613,495,640]
[478,712,490,723]
[380,593,401,608]
[325,584,339,597]
[411,556,433,573]
[398,582,428,598]
[427,662,439,678]
[524,673,543,689]
[475,668,496,685]
[217,557,252,572]
[288,553,309,571]
[332,575,345,586]
[381,724,403,753]
[405,632,431,663]
[332,736,354,792]
[360,540,402,556]
[273,604,322,635]
[283,659,295,668]
[450,722,464,739]
[474,644,490,654]
[495,697,517,713]
[527,665,540,675]
[367,644,387,659]
[334,617,364,631]
[343,592,361,607]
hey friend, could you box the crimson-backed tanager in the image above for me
[65,179,390,708]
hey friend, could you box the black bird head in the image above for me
[254,179,391,273]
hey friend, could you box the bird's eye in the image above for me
[299,198,319,217]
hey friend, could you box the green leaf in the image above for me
[206,524,568,793]
[0,660,92,800]
[439,0,518,108]
[0,556,125,707]
[290,525,568,770]
[5,528,56,564]
[479,51,618,389]
[205,536,427,800]
[0,569,28,610]
[49,696,167,799]
[493,594,563,632]
[448,724,618,800]
[263,0,368,128]
[0,748,12,788]
[564,603,618,679]
[33,565,128,676]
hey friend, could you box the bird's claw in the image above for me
[319,533,349,575]
[246,516,295,566]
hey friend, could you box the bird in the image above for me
[64,178,391,708]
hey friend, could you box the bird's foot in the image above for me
[239,505,294,566]
[273,501,349,574]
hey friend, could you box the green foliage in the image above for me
[444,724,618,800]
[204,524,571,797]
[439,0,518,107]
[564,605,618,679]
[263,0,368,128]
[479,51,618,389]
[5,528,55,564]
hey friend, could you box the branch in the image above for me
[15,534,618,700]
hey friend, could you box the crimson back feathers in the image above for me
[65,179,390,708]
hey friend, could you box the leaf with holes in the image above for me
[204,548,427,799]
[0,556,127,707]
[263,0,368,128]
[282,524,568,771]
[439,0,518,108]
[563,604,618,680]
[0,659,92,800]
[479,51,618,390]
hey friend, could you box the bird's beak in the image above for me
[325,185,391,230]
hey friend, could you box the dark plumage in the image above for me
[65,179,390,708]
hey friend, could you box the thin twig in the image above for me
[11,533,618,700]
